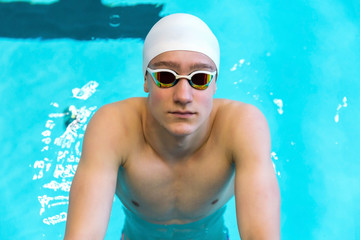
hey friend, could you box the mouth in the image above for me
[168,111,196,118]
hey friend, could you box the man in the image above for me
[64,13,280,240]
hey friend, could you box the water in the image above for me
[1,0,360,239]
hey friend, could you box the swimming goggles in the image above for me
[147,68,216,90]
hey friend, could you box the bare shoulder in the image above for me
[89,97,145,130]
[214,98,268,127]
[213,99,270,161]
[82,97,146,164]
[93,97,145,119]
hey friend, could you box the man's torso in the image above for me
[105,98,240,225]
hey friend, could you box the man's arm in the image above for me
[230,104,281,239]
[64,104,124,239]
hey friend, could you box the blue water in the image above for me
[1,0,360,239]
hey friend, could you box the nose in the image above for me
[173,78,193,105]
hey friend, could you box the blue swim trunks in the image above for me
[121,207,229,240]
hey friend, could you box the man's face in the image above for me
[144,50,217,137]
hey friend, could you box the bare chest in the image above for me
[115,145,234,223]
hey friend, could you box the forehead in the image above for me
[148,50,216,71]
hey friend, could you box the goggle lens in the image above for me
[147,68,216,90]
[154,71,175,84]
[191,73,211,86]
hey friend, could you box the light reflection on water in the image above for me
[32,81,98,225]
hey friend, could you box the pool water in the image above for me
[1,0,359,239]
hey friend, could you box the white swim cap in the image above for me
[143,13,220,76]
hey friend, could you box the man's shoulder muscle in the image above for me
[91,97,145,132]
[82,98,145,164]
[214,99,267,131]
[213,99,270,158]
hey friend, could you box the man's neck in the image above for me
[142,110,212,162]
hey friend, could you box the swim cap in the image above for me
[143,13,220,76]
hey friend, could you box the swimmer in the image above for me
[64,13,280,240]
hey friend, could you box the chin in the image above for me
[168,123,197,137]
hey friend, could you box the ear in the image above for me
[144,74,149,93]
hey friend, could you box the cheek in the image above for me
[148,89,164,101]
[197,93,214,113]
[147,88,167,112]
